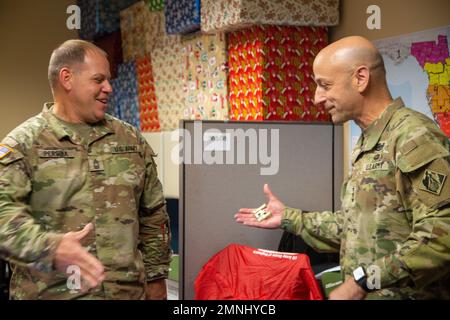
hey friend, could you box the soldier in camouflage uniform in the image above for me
[0,40,171,299]
[235,36,450,299]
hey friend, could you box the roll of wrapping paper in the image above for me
[201,0,340,33]
[110,61,140,129]
[182,32,229,121]
[77,0,141,40]
[164,0,200,35]
[120,2,165,61]
[136,56,161,132]
[151,40,185,131]
[107,78,122,119]
[228,25,330,122]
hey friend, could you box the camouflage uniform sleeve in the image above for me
[281,208,343,253]
[372,136,450,289]
[137,135,172,282]
[0,142,63,272]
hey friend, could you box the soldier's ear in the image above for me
[352,65,370,93]
[59,67,73,91]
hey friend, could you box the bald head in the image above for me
[313,36,393,128]
[315,36,386,77]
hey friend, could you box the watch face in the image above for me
[353,267,365,281]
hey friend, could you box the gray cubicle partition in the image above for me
[179,120,343,300]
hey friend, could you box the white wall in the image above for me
[142,131,180,198]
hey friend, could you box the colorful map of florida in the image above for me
[411,35,450,137]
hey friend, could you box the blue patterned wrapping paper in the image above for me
[164,0,200,35]
[77,0,140,40]
[107,78,122,119]
[117,62,140,129]
[107,62,140,129]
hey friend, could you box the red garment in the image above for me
[195,243,323,300]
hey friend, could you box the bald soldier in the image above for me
[0,40,171,299]
[235,36,450,299]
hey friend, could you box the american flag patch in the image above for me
[0,144,12,159]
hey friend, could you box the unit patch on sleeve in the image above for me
[419,169,447,195]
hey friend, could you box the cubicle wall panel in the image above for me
[180,121,342,299]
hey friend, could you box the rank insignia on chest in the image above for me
[0,144,12,159]
[374,143,385,152]
[419,169,447,195]
[89,158,105,172]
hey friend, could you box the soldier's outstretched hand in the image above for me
[54,223,105,290]
[234,184,285,229]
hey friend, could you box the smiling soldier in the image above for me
[0,40,171,300]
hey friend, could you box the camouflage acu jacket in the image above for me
[282,98,450,299]
[0,103,171,299]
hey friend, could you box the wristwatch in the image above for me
[352,266,374,292]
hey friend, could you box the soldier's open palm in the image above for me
[234,184,285,229]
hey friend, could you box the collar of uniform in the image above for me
[90,119,114,144]
[361,98,405,152]
[42,102,75,141]
[351,135,364,165]
[42,102,114,144]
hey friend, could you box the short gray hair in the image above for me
[48,39,107,89]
